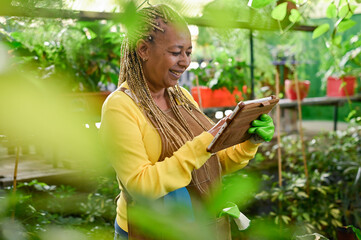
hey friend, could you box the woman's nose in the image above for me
[178,53,190,68]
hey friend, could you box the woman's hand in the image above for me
[208,117,228,137]
[248,114,275,142]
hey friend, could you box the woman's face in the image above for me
[141,22,192,93]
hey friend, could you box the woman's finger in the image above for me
[248,127,257,134]
[255,127,274,142]
[252,119,268,127]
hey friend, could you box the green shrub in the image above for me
[0,18,123,92]
[0,176,118,240]
[252,126,361,238]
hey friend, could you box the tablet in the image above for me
[206,95,279,153]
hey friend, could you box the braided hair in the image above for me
[119,4,213,193]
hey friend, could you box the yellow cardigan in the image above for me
[100,82,259,232]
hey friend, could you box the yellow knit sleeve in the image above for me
[216,140,260,174]
[100,90,214,199]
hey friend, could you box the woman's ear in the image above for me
[136,39,149,62]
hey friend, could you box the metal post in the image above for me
[333,104,338,131]
[249,30,255,100]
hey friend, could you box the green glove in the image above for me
[219,202,251,231]
[248,114,274,142]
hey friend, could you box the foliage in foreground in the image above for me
[0,176,119,240]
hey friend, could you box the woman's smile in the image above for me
[169,69,183,79]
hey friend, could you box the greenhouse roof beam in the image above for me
[0,6,316,32]
[0,6,118,21]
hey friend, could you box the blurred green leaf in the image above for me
[345,5,357,19]
[320,220,328,226]
[39,226,88,240]
[331,219,343,227]
[296,191,308,198]
[289,9,302,23]
[245,220,292,239]
[326,2,337,18]
[337,19,356,33]
[332,35,342,45]
[249,0,275,8]
[281,215,291,224]
[338,4,357,19]
[1,218,26,240]
[122,0,139,32]
[271,2,287,21]
[206,173,259,215]
[128,199,214,240]
[312,23,330,39]
[289,9,301,23]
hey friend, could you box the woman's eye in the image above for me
[186,52,192,57]
[171,52,181,56]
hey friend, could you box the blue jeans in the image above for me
[114,219,128,240]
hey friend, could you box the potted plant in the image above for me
[271,45,311,100]
[190,55,248,108]
[285,79,310,100]
[312,0,361,97]
[0,17,121,93]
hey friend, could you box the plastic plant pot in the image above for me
[285,79,310,100]
[191,86,213,108]
[326,76,356,97]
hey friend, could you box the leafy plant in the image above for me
[251,125,361,238]
[312,0,361,83]
[249,0,307,33]
[190,54,248,94]
[0,17,123,92]
[0,176,118,240]
[318,29,361,86]
[192,24,276,99]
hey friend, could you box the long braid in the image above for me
[119,4,214,193]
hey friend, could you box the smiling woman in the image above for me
[138,20,192,104]
[99,3,273,240]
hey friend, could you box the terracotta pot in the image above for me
[191,86,213,108]
[336,227,357,240]
[191,87,245,108]
[327,76,356,97]
[285,79,310,100]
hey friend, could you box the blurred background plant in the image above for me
[191,26,275,100]
[0,18,123,92]
[190,55,248,94]
[311,0,361,83]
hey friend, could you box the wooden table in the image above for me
[203,94,361,131]
[279,94,361,130]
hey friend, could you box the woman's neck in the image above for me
[149,88,170,111]
[150,88,166,100]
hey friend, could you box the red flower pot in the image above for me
[191,86,213,108]
[326,76,356,97]
[191,87,245,108]
[285,79,310,100]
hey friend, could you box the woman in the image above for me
[100,4,274,239]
